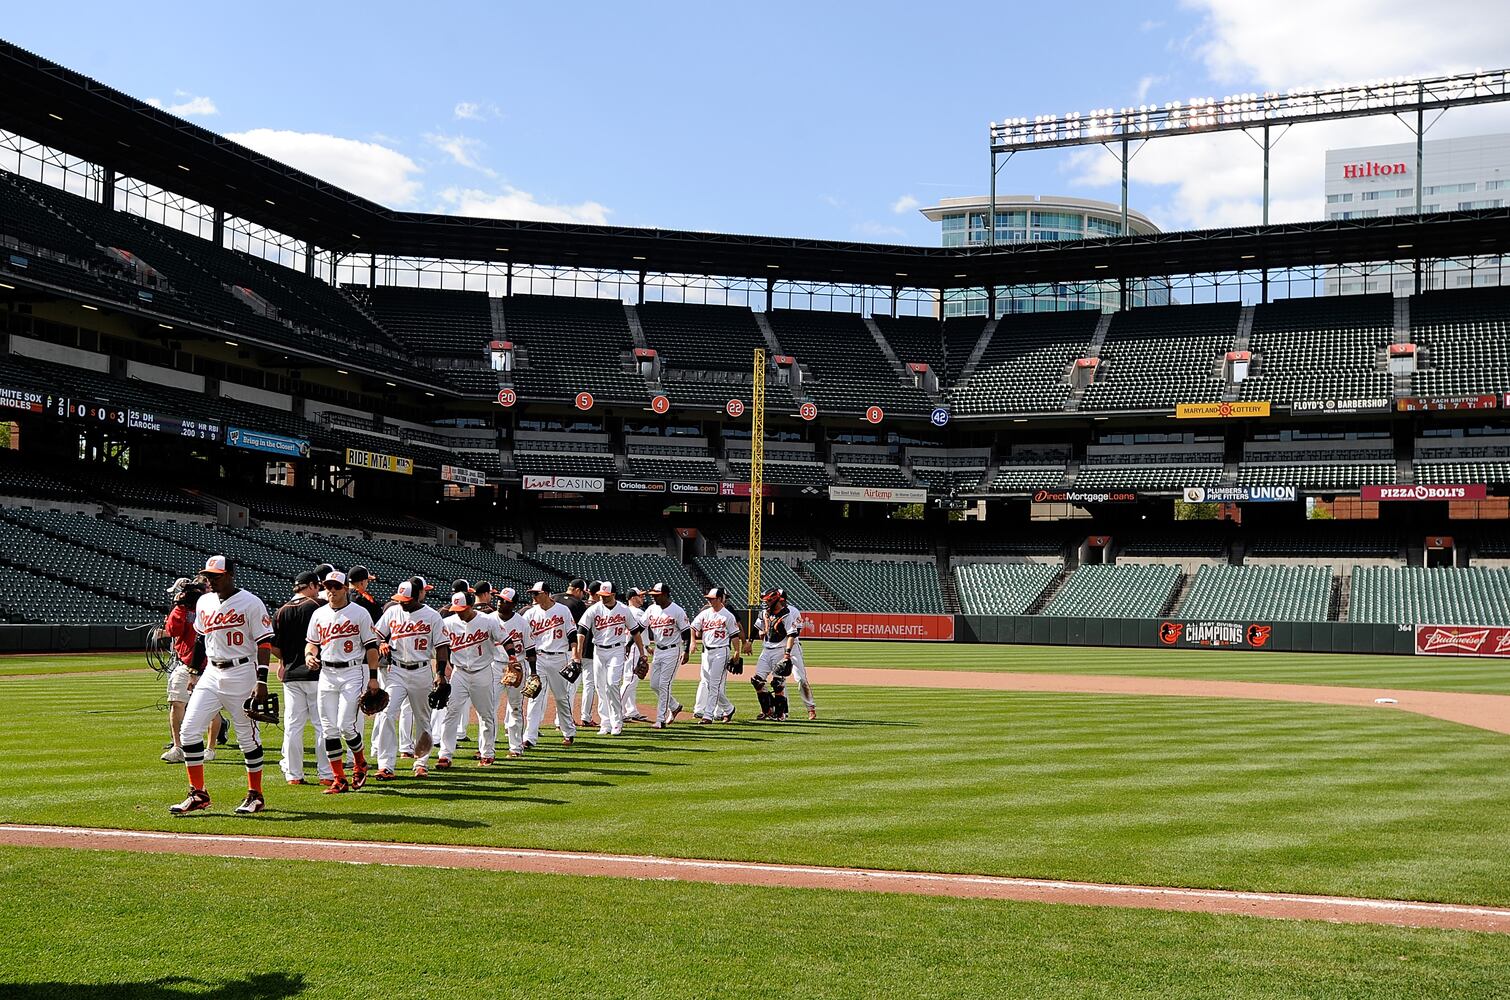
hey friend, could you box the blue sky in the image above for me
[5,1,1509,243]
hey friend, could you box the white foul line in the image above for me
[3,823,1508,923]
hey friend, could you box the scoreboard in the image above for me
[42,394,220,440]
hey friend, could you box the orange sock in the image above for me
[248,771,262,794]
[353,750,367,769]
[330,759,347,781]
[187,763,205,790]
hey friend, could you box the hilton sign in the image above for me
[1341,161,1408,179]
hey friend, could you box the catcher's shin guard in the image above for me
[772,694,789,718]
[751,675,773,715]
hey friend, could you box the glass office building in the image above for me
[919,195,1167,316]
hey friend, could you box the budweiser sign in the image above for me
[1415,624,1510,658]
[1361,484,1487,501]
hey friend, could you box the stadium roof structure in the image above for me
[5,39,1510,292]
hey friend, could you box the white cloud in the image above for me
[854,220,905,240]
[1187,0,1510,87]
[1135,75,1165,103]
[226,129,424,206]
[436,185,611,225]
[146,91,218,117]
[424,132,497,177]
[453,101,500,121]
[890,194,920,215]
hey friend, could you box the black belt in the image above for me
[597,642,627,650]
[322,660,364,669]
[393,660,427,670]
[655,643,680,650]
[211,656,251,668]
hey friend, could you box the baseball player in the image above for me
[438,589,511,767]
[168,556,273,817]
[305,569,382,793]
[618,587,650,722]
[273,571,333,785]
[392,575,433,758]
[751,588,816,721]
[348,565,381,619]
[576,582,649,736]
[432,579,477,750]
[561,578,599,727]
[487,588,531,759]
[523,581,580,746]
[641,583,690,728]
[689,587,742,724]
[373,577,449,779]
[158,576,206,763]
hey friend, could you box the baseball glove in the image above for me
[561,659,583,683]
[726,650,744,675]
[632,658,649,680]
[428,680,451,711]
[502,660,524,688]
[358,687,390,717]
[777,655,794,677]
[522,673,543,699]
[243,690,281,724]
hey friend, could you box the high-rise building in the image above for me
[918,195,1166,316]
[1324,133,1510,295]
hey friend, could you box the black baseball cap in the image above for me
[314,563,336,579]
[475,581,494,596]
[568,578,587,592]
[451,578,472,594]
[348,565,372,584]
[294,570,320,589]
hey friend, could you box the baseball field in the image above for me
[3,642,1509,998]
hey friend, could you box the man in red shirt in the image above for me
[157,577,204,763]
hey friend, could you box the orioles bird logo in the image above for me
[1159,622,1184,645]
[1246,624,1272,648]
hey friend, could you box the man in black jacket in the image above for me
[275,571,332,786]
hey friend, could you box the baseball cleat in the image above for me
[373,769,397,781]
[672,703,685,720]
[597,726,610,736]
[723,707,737,722]
[435,757,452,769]
[776,714,788,721]
[412,764,429,777]
[507,750,522,759]
[578,719,594,728]
[160,746,185,763]
[477,756,495,767]
[754,712,771,721]
[562,736,575,747]
[523,740,535,749]
[234,791,265,815]
[318,778,335,787]
[322,779,351,794]
[627,712,649,723]
[286,778,306,786]
[807,708,817,720]
[169,788,211,816]
[610,728,623,736]
[399,751,415,759]
[352,766,369,790]
[698,718,713,725]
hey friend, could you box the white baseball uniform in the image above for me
[439,611,509,761]
[307,601,379,755]
[579,599,644,735]
[523,601,579,742]
[491,610,528,754]
[755,603,814,712]
[641,601,690,725]
[691,605,740,721]
[374,602,447,771]
[182,589,273,774]
[618,602,649,720]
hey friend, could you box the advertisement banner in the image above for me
[1396,395,1499,412]
[616,478,667,494]
[441,464,486,486]
[1182,486,1297,503]
[1289,398,1390,414]
[1361,484,1487,501]
[1157,620,1273,648]
[670,481,720,496]
[1032,489,1139,504]
[346,448,414,475]
[828,485,928,504]
[0,386,44,413]
[226,426,311,458]
[523,474,604,493]
[1414,624,1510,657]
[799,612,955,642]
[1175,401,1271,419]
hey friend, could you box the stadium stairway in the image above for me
[937,549,961,614]
[1024,567,1073,615]
[795,564,850,611]
[1161,571,1196,617]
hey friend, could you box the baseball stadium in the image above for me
[3,20,1510,998]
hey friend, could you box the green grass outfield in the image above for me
[9,641,1509,692]
[2,847,1505,1000]
[4,670,1509,906]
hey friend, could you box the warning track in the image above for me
[2,824,1506,934]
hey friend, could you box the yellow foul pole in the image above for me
[746,347,766,628]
